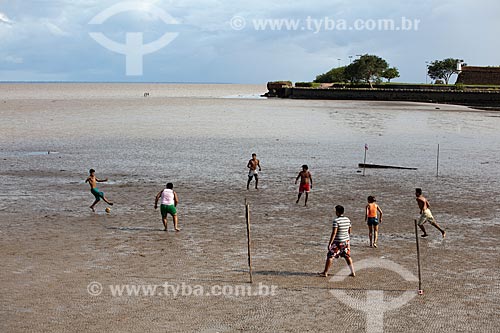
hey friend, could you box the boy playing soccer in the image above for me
[416,188,446,238]
[295,164,313,206]
[318,205,355,277]
[85,169,113,212]
[365,196,383,248]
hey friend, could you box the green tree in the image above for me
[427,58,463,85]
[344,62,363,84]
[345,54,389,88]
[382,67,400,82]
[314,66,346,83]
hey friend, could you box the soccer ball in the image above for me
[105,207,111,213]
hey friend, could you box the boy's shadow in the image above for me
[253,270,317,277]
[105,226,163,232]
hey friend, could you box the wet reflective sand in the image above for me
[1,84,499,332]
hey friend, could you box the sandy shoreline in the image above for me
[1,172,499,332]
[1,86,499,332]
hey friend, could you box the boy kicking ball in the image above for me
[85,169,113,212]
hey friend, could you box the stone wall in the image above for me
[277,87,500,107]
[456,66,500,85]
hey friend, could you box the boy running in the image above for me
[415,188,446,238]
[155,183,180,231]
[295,164,312,206]
[85,169,113,212]
[365,196,383,248]
[247,153,262,190]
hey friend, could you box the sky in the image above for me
[0,0,499,83]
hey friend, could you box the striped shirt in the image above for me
[332,216,351,242]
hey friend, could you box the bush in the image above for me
[295,82,321,88]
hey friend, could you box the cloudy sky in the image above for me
[0,0,498,83]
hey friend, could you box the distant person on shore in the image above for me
[365,196,383,248]
[318,205,355,277]
[247,153,261,190]
[155,183,180,231]
[85,169,113,212]
[295,164,312,206]
[415,188,445,238]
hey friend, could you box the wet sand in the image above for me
[1,84,499,332]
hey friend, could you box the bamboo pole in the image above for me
[414,219,423,295]
[363,144,368,176]
[245,201,253,283]
[436,144,440,178]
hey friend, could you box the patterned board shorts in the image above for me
[327,240,351,259]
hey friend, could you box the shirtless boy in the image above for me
[416,188,446,238]
[295,165,312,206]
[85,169,113,212]
[247,153,262,190]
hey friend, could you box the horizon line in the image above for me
[0,81,269,85]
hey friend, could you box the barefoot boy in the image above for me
[155,183,180,231]
[365,196,383,248]
[318,205,355,277]
[85,169,113,212]
[295,164,312,206]
[247,153,262,190]
[415,188,445,238]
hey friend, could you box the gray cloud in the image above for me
[0,0,498,83]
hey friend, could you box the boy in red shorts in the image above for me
[295,164,312,206]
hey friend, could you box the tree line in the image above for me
[314,55,463,86]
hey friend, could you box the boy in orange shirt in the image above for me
[365,196,383,248]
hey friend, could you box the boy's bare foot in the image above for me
[163,228,168,231]
[90,206,95,212]
[421,233,428,238]
[109,202,113,206]
[373,243,377,248]
[296,200,299,204]
[175,228,180,232]
[317,272,328,277]
[349,272,356,277]
[442,231,446,238]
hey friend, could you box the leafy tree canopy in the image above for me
[427,58,463,85]
[314,66,346,83]
[345,54,389,87]
[382,67,400,82]
[314,55,396,88]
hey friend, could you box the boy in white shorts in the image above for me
[416,188,445,238]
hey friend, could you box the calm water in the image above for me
[1,83,500,211]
